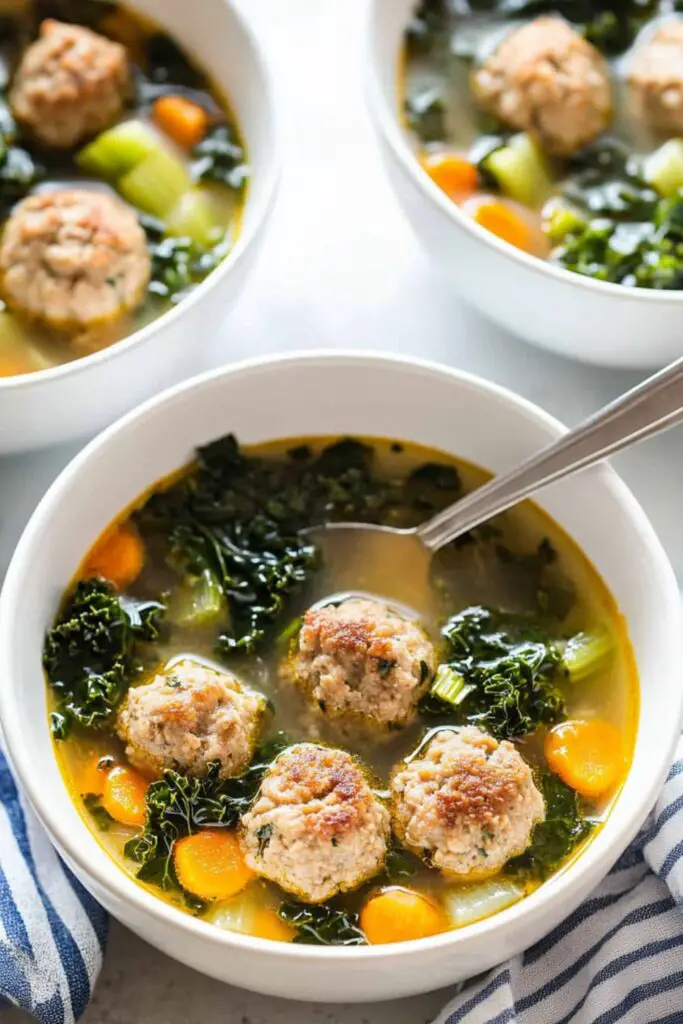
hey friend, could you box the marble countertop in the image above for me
[4,0,683,1020]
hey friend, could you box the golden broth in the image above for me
[50,437,638,942]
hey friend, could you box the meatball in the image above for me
[472,17,612,156]
[391,727,544,880]
[282,598,436,730]
[116,658,267,780]
[10,19,130,149]
[0,189,150,332]
[240,743,390,903]
[628,21,683,138]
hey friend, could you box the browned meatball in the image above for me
[0,189,151,331]
[472,16,612,156]
[116,658,267,780]
[282,598,436,730]
[10,19,130,149]
[391,727,545,880]
[240,743,390,903]
[628,21,683,138]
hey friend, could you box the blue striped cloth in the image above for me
[434,735,683,1024]
[0,741,107,1023]
[2,738,683,1024]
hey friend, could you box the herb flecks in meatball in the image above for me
[282,598,436,730]
[240,743,390,903]
[472,17,612,156]
[628,20,683,139]
[0,189,150,332]
[10,19,130,149]
[391,727,544,880]
[116,658,267,780]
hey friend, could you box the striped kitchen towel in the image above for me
[434,733,683,1024]
[0,743,107,1024]
[2,740,683,1024]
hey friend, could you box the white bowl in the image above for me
[0,0,279,454]
[366,0,683,370]
[0,351,680,1001]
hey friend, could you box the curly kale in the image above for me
[277,902,367,946]
[192,125,249,192]
[552,191,683,289]
[0,101,43,217]
[426,606,565,739]
[135,434,461,657]
[510,772,593,879]
[125,734,290,891]
[43,578,164,738]
[141,217,232,303]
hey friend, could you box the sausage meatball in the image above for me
[391,727,544,880]
[628,21,683,138]
[0,189,150,332]
[116,658,267,780]
[10,19,130,149]
[472,17,612,156]
[240,743,390,903]
[282,598,436,730]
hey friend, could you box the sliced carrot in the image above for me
[360,887,446,945]
[101,765,148,827]
[421,151,479,200]
[463,196,533,252]
[174,829,255,901]
[251,907,296,943]
[79,754,115,797]
[84,525,145,591]
[153,96,209,150]
[545,719,624,800]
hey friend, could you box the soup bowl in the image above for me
[365,0,683,370]
[0,351,680,1001]
[0,0,279,454]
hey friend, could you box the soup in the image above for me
[403,1,683,288]
[44,435,637,945]
[0,0,247,377]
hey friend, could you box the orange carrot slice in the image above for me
[421,152,479,200]
[84,525,145,591]
[174,830,255,901]
[463,196,533,252]
[153,96,209,150]
[251,907,296,942]
[101,766,148,827]
[360,887,445,945]
[545,719,624,800]
[79,754,115,797]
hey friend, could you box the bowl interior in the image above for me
[1,352,680,955]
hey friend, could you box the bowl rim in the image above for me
[363,0,683,306]
[0,0,281,393]
[1,349,681,963]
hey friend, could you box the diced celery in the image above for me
[118,148,191,218]
[165,189,220,247]
[76,120,160,179]
[0,311,50,375]
[483,133,553,207]
[444,880,524,929]
[168,569,225,629]
[544,205,586,243]
[430,664,471,706]
[564,629,613,683]
[643,139,683,197]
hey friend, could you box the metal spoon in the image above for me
[311,356,683,608]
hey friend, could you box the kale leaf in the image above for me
[405,86,447,145]
[142,218,233,303]
[277,902,367,946]
[125,734,290,890]
[0,99,43,217]
[510,771,593,879]
[135,434,461,657]
[43,578,164,738]
[192,125,249,192]
[426,606,565,739]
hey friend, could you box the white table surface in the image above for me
[4,0,683,1021]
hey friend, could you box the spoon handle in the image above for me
[417,356,683,552]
